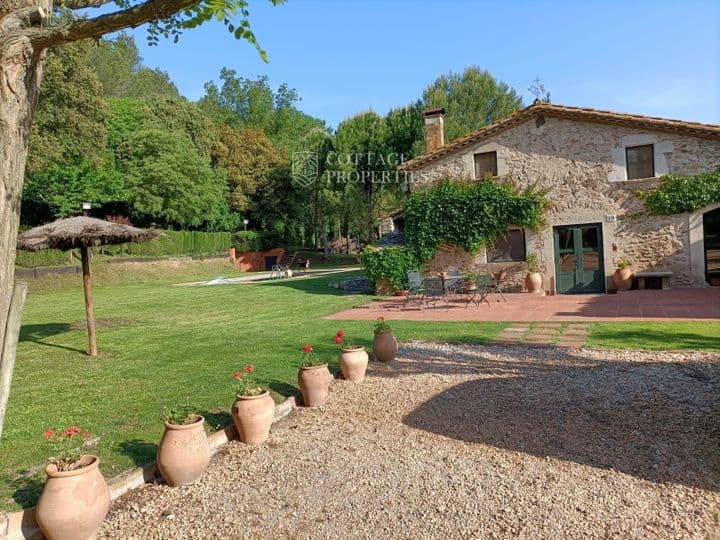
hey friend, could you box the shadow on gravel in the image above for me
[398,345,720,491]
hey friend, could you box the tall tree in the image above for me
[118,128,227,228]
[0,0,280,414]
[200,69,326,152]
[212,124,282,213]
[85,33,179,98]
[422,66,523,142]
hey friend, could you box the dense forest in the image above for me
[22,33,525,248]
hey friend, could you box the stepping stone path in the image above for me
[490,322,590,348]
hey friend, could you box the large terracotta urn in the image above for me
[613,267,633,290]
[231,391,275,445]
[298,363,333,407]
[156,415,211,487]
[339,346,369,381]
[525,272,543,293]
[36,455,110,540]
[373,330,398,362]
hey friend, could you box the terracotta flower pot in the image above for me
[339,346,369,381]
[298,363,332,407]
[231,390,275,445]
[373,330,398,362]
[613,267,633,290]
[36,455,110,540]
[157,415,211,487]
[525,272,543,293]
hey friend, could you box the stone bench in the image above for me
[634,271,673,290]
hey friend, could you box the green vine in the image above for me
[643,168,720,215]
[404,178,547,262]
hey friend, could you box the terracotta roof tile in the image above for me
[399,102,720,171]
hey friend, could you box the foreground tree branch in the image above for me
[25,0,199,48]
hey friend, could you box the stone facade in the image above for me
[408,117,720,292]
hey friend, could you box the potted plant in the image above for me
[613,259,633,290]
[297,344,332,407]
[463,271,478,291]
[231,364,275,445]
[156,402,211,487]
[334,330,369,382]
[525,253,544,293]
[372,317,398,363]
[36,427,110,540]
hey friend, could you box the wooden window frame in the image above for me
[474,151,498,179]
[625,144,655,180]
[488,229,526,263]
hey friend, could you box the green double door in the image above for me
[553,223,605,294]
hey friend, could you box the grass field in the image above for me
[1,259,718,511]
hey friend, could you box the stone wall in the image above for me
[409,117,720,290]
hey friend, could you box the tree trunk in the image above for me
[0,2,47,397]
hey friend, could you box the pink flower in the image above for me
[233,372,244,380]
[43,429,55,439]
[302,344,313,353]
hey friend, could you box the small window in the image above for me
[626,144,655,179]
[474,151,498,179]
[488,229,526,262]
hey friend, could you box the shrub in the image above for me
[361,246,418,292]
[231,231,262,253]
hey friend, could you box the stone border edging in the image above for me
[1,396,297,540]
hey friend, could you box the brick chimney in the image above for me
[423,108,445,153]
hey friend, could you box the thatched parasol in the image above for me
[18,217,160,356]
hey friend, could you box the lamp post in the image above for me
[243,218,249,231]
[81,202,91,217]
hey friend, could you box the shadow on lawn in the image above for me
[8,472,45,508]
[118,439,158,467]
[386,343,720,491]
[19,322,86,354]
[589,329,720,351]
[258,271,368,297]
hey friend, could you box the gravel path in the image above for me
[100,344,720,539]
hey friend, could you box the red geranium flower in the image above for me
[233,372,244,380]
[334,335,343,344]
[302,344,313,353]
[245,364,254,373]
[43,429,55,439]
[65,426,81,437]
[336,330,344,338]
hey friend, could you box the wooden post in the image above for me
[80,245,97,357]
[0,282,28,441]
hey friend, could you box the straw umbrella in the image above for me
[18,217,160,356]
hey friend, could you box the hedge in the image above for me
[15,230,232,268]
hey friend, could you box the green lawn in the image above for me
[2,261,719,511]
[0,262,503,510]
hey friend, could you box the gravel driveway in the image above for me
[100,344,720,539]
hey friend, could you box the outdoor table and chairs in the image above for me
[404,270,497,309]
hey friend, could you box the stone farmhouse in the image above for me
[398,101,720,294]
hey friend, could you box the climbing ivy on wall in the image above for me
[642,168,720,215]
[404,178,547,262]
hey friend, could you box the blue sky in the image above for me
[129,0,720,129]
